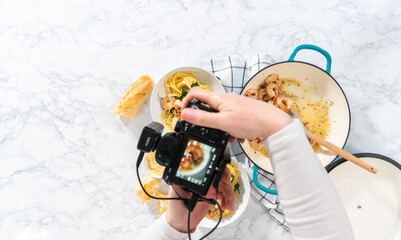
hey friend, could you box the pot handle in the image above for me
[288,44,332,74]
[253,166,278,195]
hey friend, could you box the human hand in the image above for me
[166,167,234,233]
[181,87,293,140]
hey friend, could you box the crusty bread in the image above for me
[113,75,154,119]
[156,193,168,216]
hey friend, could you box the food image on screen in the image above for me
[176,139,216,185]
[180,142,204,171]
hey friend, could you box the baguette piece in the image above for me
[113,75,154,119]
[156,193,168,216]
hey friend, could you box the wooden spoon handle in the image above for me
[308,133,377,174]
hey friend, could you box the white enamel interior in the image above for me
[240,61,350,173]
[329,157,401,240]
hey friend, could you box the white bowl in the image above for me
[198,158,251,228]
[150,67,225,125]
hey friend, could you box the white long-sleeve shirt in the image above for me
[138,120,355,240]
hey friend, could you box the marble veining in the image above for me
[1,0,400,239]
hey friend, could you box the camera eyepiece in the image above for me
[155,132,180,167]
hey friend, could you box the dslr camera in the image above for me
[137,99,231,196]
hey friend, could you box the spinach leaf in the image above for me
[181,88,188,98]
[175,88,189,101]
[234,183,240,194]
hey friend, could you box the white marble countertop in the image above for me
[1,0,401,239]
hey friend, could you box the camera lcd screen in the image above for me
[175,138,217,186]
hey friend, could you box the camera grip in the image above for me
[213,147,231,191]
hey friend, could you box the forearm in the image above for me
[137,212,188,240]
[264,120,354,239]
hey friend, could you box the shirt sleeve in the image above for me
[263,119,354,240]
[137,212,188,240]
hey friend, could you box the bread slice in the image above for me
[113,75,154,119]
[156,193,168,216]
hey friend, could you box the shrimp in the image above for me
[173,99,183,109]
[265,74,281,87]
[182,156,192,169]
[257,88,267,101]
[188,145,203,161]
[276,95,293,113]
[208,205,220,218]
[249,138,264,151]
[161,96,176,110]
[266,83,278,99]
[245,88,258,99]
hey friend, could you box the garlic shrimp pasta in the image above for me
[160,72,211,131]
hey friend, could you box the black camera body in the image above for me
[137,99,230,196]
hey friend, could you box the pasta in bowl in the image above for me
[199,158,250,228]
[150,67,225,130]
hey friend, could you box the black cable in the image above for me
[172,185,183,199]
[186,197,222,240]
[136,152,185,202]
[188,207,192,240]
[198,197,222,240]
[136,151,223,240]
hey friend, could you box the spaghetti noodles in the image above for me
[206,163,241,219]
[160,72,211,131]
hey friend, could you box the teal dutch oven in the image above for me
[239,44,351,195]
